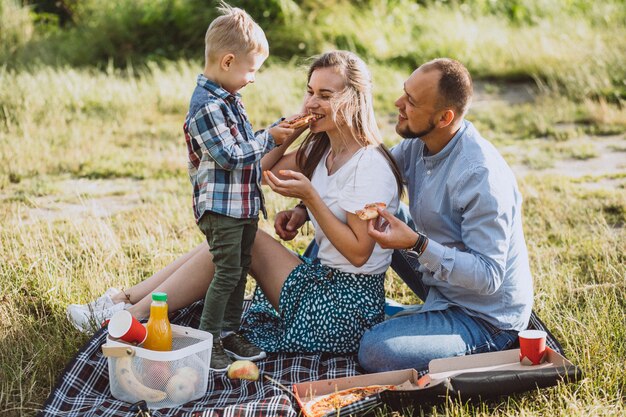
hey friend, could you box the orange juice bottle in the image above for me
[142,292,172,351]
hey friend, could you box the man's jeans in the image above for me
[358,306,518,373]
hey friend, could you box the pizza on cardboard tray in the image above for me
[302,385,394,417]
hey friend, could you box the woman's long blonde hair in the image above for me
[296,51,403,196]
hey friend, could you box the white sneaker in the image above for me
[73,287,122,311]
[66,301,127,334]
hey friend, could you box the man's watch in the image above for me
[295,201,310,221]
[409,232,429,257]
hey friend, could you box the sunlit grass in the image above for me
[1,60,625,415]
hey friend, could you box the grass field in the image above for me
[0,59,624,416]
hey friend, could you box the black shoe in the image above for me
[210,341,233,371]
[221,332,267,361]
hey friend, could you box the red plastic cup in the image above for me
[519,329,547,365]
[108,310,147,345]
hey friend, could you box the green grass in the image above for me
[1,56,625,417]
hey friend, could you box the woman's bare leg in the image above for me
[111,243,205,306]
[123,230,301,319]
[126,243,214,318]
[248,230,302,309]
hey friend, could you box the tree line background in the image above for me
[2,0,626,104]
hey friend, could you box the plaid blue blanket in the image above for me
[40,250,564,417]
[39,300,363,417]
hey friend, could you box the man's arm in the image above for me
[420,167,514,294]
[369,167,515,295]
[187,102,275,170]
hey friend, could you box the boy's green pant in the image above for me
[197,212,258,339]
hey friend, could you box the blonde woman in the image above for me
[68,51,403,357]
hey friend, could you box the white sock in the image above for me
[220,330,235,339]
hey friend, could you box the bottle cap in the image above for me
[152,292,167,302]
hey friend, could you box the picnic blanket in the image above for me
[40,300,564,417]
[39,299,363,417]
[40,249,564,416]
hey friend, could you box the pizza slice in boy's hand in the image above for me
[355,202,387,221]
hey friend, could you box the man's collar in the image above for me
[196,74,241,100]
[422,119,469,161]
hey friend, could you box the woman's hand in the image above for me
[367,208,418,250]
[264,170,316,202]
[274,207,307,241]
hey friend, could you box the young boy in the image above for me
[184,3,293,370]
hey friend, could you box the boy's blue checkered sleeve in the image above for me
[188,103,275,170]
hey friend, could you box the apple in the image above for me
[142,360,172,390]
[227,360,259,381]
[174,366,200,385]
[166,373,195,403]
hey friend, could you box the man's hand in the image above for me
[268,125,295,146]
[274,207,307,241]
[367,208,419,250]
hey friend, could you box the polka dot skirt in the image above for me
[241,258,385,354]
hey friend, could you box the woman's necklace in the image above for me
[327,146,348,175]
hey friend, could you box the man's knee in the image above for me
[358,328,388,373]
[359,315,464,373]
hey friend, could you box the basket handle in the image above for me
[102,344,136,358]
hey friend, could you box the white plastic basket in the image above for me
[102,324,212,408]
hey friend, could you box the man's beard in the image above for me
[396,117,436,139]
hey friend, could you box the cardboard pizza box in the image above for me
[293,348,581,417]
[380,348,581,411]
[293,368,420,417]
[428,347,572,379]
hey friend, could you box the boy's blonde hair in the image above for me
[205,2,269,63]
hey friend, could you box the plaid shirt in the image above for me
[184,74,277,221]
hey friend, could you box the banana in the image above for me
[114,356,167,403]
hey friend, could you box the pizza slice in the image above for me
[283,113,318,129]
[355,202,386,221]
[303,385,393,417]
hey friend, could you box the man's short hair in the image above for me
[420,58,473,117]
[205,2,268,63]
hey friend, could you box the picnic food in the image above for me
[143,292,172,351]
[355,202,386,220]
[302,385,393,417]
[115,356,167,402]
[283,113,318,129]
[227,360,260,381]
[175,366,201,385]
[142,361,172,389]
[165,373,195,403]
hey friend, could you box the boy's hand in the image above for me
[268,125,295,146]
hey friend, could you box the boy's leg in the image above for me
[358,307,518,373]
[197,213,246,338]
[222,218,258,333]
[221,218,266,360]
